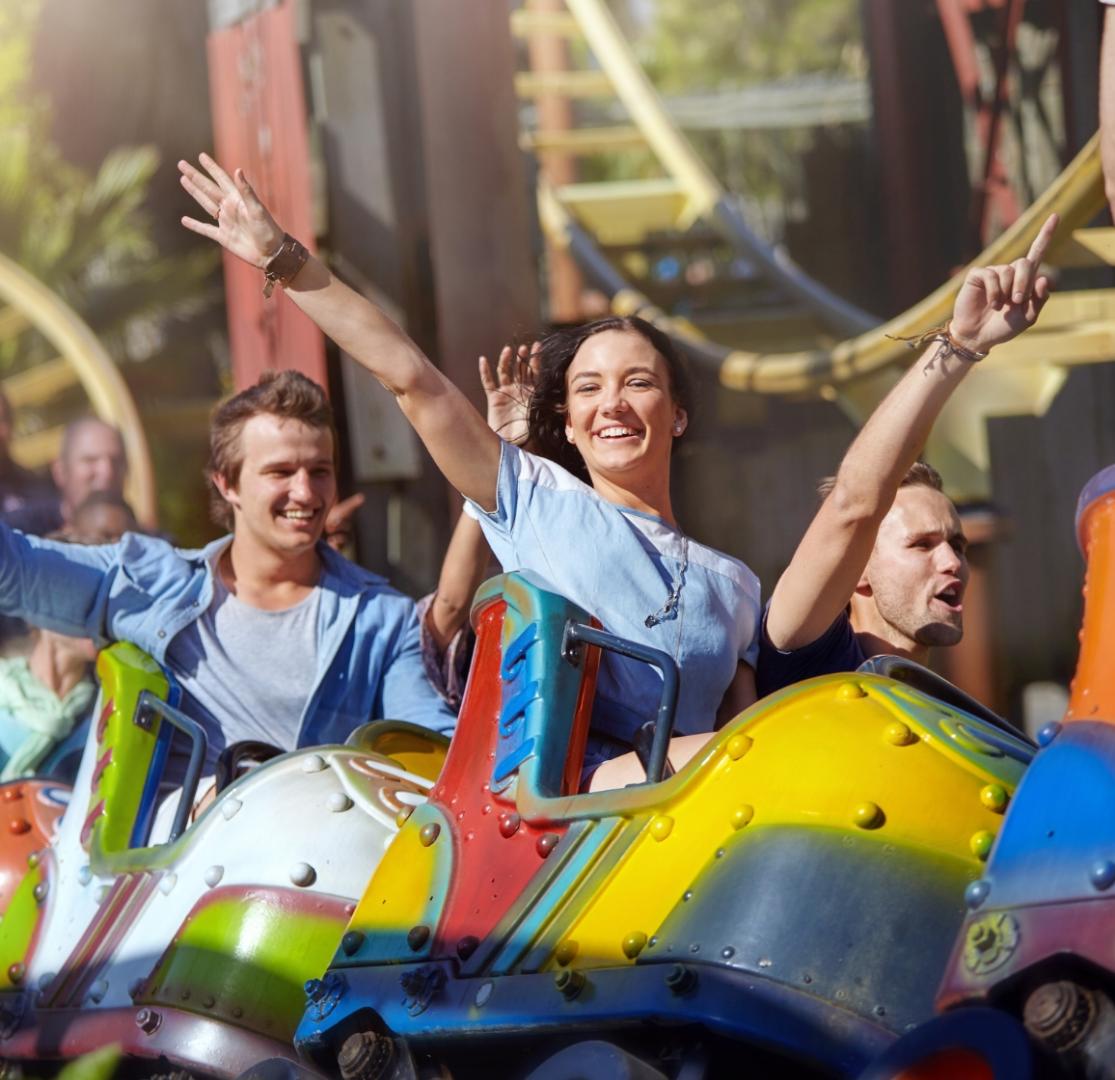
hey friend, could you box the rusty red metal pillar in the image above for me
[525,0,584,323]
[205,0,327,392]
[935,0,1025,250]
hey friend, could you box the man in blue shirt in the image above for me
[0,370,454,772]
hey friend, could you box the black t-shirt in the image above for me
[756,606,866,697]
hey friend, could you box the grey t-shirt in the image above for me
[166,572,321,773]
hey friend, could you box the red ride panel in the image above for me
[431,600,569,957]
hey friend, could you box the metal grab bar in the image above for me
[134,690,209,843]
[561,620,679,784]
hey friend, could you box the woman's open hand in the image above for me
[950,212,1058,355]
[178,153,284,269]
[479,342,540,445]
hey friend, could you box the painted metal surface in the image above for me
[866,466,1115,1076]
[0,642,440,1075]
[295,572,1032,1075]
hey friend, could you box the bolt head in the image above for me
[980,784,1008,813]
[853,801,883,830]
[418,822,441,847]
[725,734,752,760]
[664,963,696,994]
[341,930,365,956]
[1091,860,1115,891]
[135,1007,161,1034]
[1037,722,1062,747]
[965,879,991,909]
[407,924,431,951]
[536,832,559,857]
[970,830,994,860]
[622,931,648,959]
[554,968,585,1000]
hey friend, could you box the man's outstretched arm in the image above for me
[765,214,1058,651]
[0,525,117,641]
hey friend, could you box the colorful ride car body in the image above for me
[0,642,445,1077]
[295,572,1033,1078]
[864,465,1115,1080]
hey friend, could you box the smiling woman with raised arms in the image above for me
[179,154,761,785]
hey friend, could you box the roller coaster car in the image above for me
[292,571,1034,1080]
[864,466,1115,1080]
[0,642,448,1077]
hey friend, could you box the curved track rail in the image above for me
[0,252,157,526]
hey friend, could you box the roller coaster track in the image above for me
[0,253,156,525]
[515,0,1115,499]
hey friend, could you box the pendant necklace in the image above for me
[645,536,689,628]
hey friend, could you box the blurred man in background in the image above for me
[2,416,127,536]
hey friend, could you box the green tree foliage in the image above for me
[639,0,864,92]
[0,0,216,373]
[617,0,868,228]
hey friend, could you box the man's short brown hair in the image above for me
[207,370,336,530]
[817,460,944,501]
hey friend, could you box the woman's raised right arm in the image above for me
[179,154,501,510]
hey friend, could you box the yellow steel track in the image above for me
[518,0,1115,499]
[0,252,156,526]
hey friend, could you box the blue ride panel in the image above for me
[978,721,1115,911]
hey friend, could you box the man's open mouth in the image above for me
[932,582,964,613]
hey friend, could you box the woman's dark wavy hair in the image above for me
[526,315,694,483]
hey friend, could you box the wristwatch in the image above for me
[263,234,310,298]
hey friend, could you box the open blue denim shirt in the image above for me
[0,526,456,747]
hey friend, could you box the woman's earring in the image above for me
[673,422,683,435]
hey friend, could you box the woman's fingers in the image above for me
[478,355,496,393]
[496,345,513,387]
